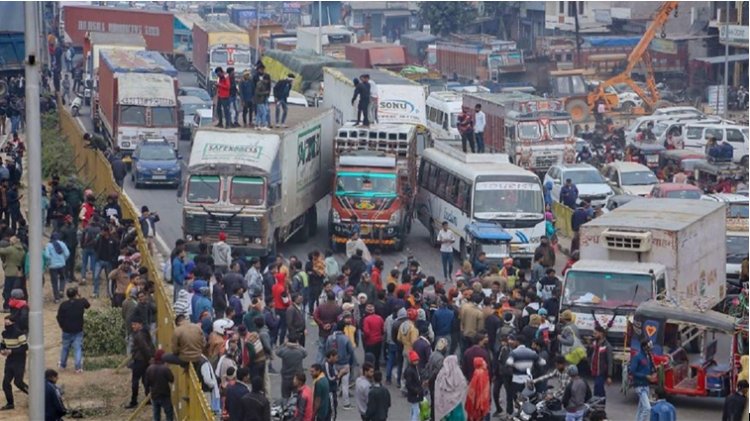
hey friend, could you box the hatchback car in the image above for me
[179,96,211,140]
[189,109,215,142]
[544,163,614,208]
[131,139,182,189]
[601,161,659,196]
[649,183,702,199]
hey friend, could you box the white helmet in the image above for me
[212,318,234,336]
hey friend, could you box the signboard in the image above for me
[376,84,427,126]
[202,142,263,162]
[297,125,322,192]
[594,9,612,25]
[650,38,677,55]
[707,85,727,115]
[488,51,524,69]
[719,24,749,47]
[475,182,541,191]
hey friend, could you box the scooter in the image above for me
[70,94,82,117]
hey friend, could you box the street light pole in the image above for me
[723,0,730,119]
[24,2,45,421]
[318,0,323,55]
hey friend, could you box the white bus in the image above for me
[416,140,546,265]
[426,91,463,141]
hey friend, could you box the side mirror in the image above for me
[177,154,183,160]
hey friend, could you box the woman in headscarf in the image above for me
[44,232,70,303]
[435,355,467,421]
[465,357,490,421]
[425,338,448,421]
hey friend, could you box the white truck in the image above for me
[561,198,727,362]
[180,108,334,258]
[323,67,428,127]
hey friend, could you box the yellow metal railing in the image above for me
[59,108,213,420]
[551,201,574,238]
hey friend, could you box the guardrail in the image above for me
[59,108,212,420]
[551,201,574,238]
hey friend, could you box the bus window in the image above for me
[427,164,439,191]
[436,169,449,195]
[445,174,457,205]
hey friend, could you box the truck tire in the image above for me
[174,56,191,72]
[307,206,318,237]
[566,99,590,123]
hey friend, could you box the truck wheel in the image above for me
[566,99,590,123]
[307,206,318,237]
[174,56,191,72]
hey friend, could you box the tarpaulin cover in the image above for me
[263,49,350,84]
[584,36,641,48]
[100,50,178,77]
[401,32,438,56]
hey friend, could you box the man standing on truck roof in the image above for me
[474,104,486,153]
[457,107,475,153]
[368,77,379,125]
[273,74,294,128]
[352,75,371,127]
[240,71,255,128]
[227,67,240,128]
[214,67,231,129]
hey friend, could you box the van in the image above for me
[649,116,724,146]
[625,113,706,143]
[426,90,463,140]
[683,123,748,164]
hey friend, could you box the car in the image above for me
[130,139,182,189]
[683,123,748,165]
[544,163,614,208]
[179,96,211,140]
[600,161,659,197]
[649,183,702,199]
[178,87,212,106]
[701,193,749,219]
[602,194,639,213]
[651,106,705,118]
[189,108,214,142]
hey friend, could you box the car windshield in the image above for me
[727,235,749,263]
[518,122,541,140]
[139,145,175,160]
[187,175,220,203]
[653,122,670,137]
[120,105,147,125]
[183,89,211,102]
[152,106,176,127]
[230,176,264,206]
[566,169,604,184]
[563,270,653,307]
[728,203,749,218]
[621,170,658,186]
[664,189,701,199]
[549,120,572,139]
[473,181,544,215]
[211,50,228,63]
[336,172,397,197]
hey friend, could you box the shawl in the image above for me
[465,357,491,421]
[435,355,468,421]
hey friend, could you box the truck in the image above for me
[323,67,428,127]
[344,43,407,70]
[436,39,525,82]
[181,108,334,258]
[560,198,726,362]
[173,13,204,71]
[84,32,147,102]
[0,3,24,97]
[296,25,356,57]
[262,50,351,106]
[96,50,179,152]
[328,123,418,251]
[192,20,252,93]
[463,92,577,174]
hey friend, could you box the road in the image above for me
[71,71,724,421]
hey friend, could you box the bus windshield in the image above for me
[187,175,221,203]
[230,176,264,206]
[518,122,541,140]
[473,180,544,216]
[336,172,397,197]
[563,270,653,308]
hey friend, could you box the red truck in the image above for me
[344,43,406,69]
[62,5,174,53]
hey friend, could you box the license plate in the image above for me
[152,175,166,180]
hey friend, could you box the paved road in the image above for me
[71,71,724,421]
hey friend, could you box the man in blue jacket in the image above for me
[171,250,187,303]
[44,369,66,420]
[559,178,579,209]
[629,338,656,421]
[239,71,255,127]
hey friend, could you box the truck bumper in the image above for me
[185,240,270,258]
[329,222,402,246]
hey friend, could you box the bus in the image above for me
[426,91,463,141]
[415,140,546,265]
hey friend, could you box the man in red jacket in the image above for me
[361,303,385,371]
[272,271,290,346]
[214,67,231,129]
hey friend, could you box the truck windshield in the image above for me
[120,105,147,125]
[728,203,749,219]
[563,270,652,307]
[187,175,221,203]
[336,172,397,197]
[152,107,176,127]
[518,122,541,141]
[211,50,228,63]
[473,181,544,216]
[621,171,658,186]
[548,120,572,139]
[480,242,508,258]
[727,235,749,264]
[233,50,252,64]
[230,176,264,206]
[139,145,174,160]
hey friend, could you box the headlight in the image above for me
[186,235,193,241]
[254,238,262,244]
[331,209,340,224]
[388,211,401,225]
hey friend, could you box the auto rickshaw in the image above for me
[626,142,665,171]
[659,149,707,174]
[626,300,748,398]
[463,222,512,268]
[692,160,747,192]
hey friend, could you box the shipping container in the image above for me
[344,43,407,69]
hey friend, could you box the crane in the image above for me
[588,1,679,114]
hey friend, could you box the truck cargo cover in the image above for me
[117,73,176,106]
[583,199,724,232]
[264,50,351,82]
[100,50,178,77]
[189,131,280,174]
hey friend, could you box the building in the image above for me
[342,1,419,41]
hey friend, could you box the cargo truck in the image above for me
[560,198,727,362]
[180,108,334,258]
[344,43,407,70]
[96,50,179,152]
[323,67,427,127]
[463,92,577,174]
[173,13,204,72]
[329,123,418,251]
[84,32,146,96]
[192,20,252,93]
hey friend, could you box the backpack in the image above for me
[391,318,407,345]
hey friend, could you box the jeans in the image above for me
[81,248,96,281]
[385,343,402,384]
[565,409,585,421]
[275,308,287,346]
[475,132,485,153]
[49,267,66,300]
[10,116,20,134]
[65,246,77,281]
[410,402,420,421]
[317,337,327,364]
[461,132,475,153]
[152,397,175,421]
[356,103,370,126]
[217,97,230,127]
[275,99,288,124]
[93,260,112,296]
[635,386,651,421]
[364,342,382,371]
[242,101,254,125]
[230,96,239,124]
[2,276,20,310]
[440,251,453,279]
[60,331,84,370]
[594,374,606,401]
[335,363,350,406]
[256,102,270,127]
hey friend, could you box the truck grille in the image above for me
[580,194,607,202]
[602,229,652,252]
[535,155,559,169]
[185,214,264,238]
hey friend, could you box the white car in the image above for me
[600,161,659,197]
[189,109,214,141]
[544,163,614,208]
[683,123,748,165]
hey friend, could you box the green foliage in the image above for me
[83,307,126,357]
[41,112,76,181]
[419,2,477,36]
[83,355,123,371]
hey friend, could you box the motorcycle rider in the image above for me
[533,355,570,399]
[562,365,592,421]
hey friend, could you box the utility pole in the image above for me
[723,0,730,118]
[255,1,261,63]
[24,2,45,421]
[318,0,323,55]
[573,2,581,68]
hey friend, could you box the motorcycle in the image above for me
[70,94,82,117]
[271,396,297,421]
[511,370,608,421]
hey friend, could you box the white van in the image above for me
[624,113,706,143]
[426,90,463,140]
[650,116,724,146]
[683,123,748,164]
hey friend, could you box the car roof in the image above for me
[606,161,651,172]
[701,193,749,204]
[554,163,598,171]
[179,95,208,105]
[656,183,701,192]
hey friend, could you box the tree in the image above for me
[419,2,477,37]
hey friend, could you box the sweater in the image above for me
[171,321,205,363]
[277,343,307,378]
[365,384,391,421]
[56,298,90,334]
[145,362,174,400]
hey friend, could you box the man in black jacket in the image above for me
[225,367,251,421]
[351,75,371,126]
[723,380,749,421]
[56,287,90,372]
[126,317,155,409]
[365,371,390,421]
[1,311,28,410]
[44,369,67,421]
[344,249,367,290]
[240,375,271,421]
[145,349,174,421]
